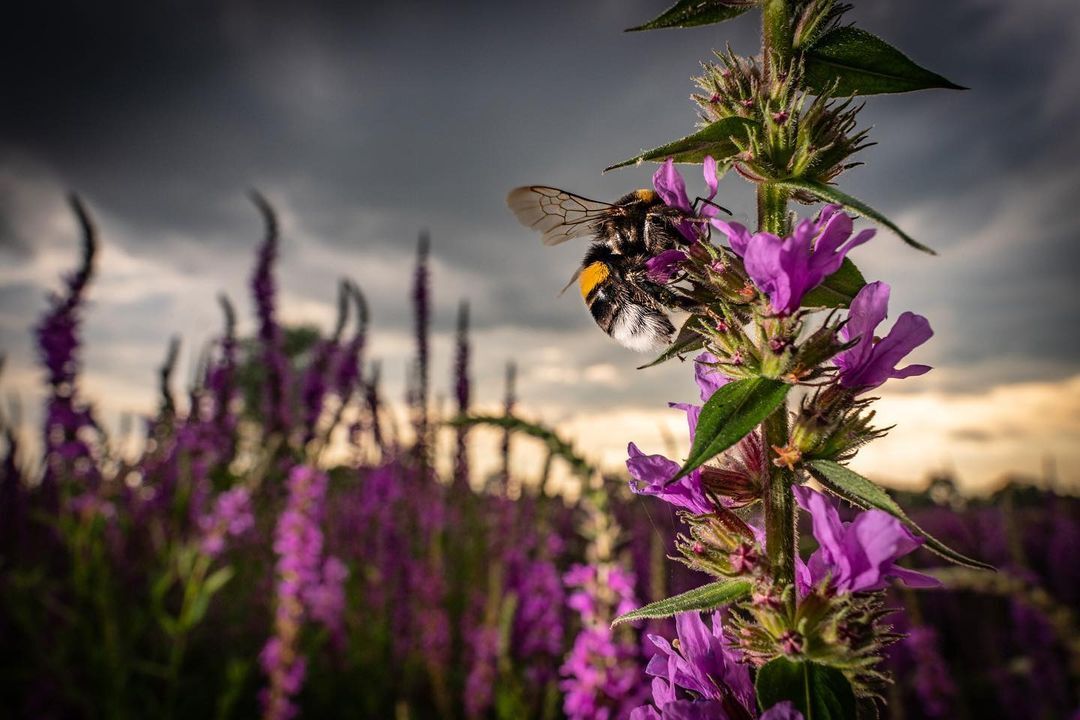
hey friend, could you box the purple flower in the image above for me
[560,562,646,720]
[653,157,723,242]
[713,206,874,315]
[794,485,940,594]
[905,626,956,717]
[632,611,758,720]
[304,555,349,644]
[453,300,471,488]
[834,281,933,391]
[694,352,731,402]
[760,703,805,720]
[197,486,254,557]
[250,194,292,434]
[465,625,500,718]
[37,197,100,495]
[646,249,691,283]
[627,443,711,514]
[626,354,731,511]
[261,465,330,719]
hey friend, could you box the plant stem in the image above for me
[759,0,797,613]
[763,410,796,613]
[757,183,790,236]
[762,0,794,78]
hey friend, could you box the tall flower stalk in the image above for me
[36,195,100,499]
[261,465,331,720]
[250,191,291,437]
[588,1,989,716]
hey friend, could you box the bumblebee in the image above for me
[507,185,693,352]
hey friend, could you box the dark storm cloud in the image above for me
[2,0,1079,397]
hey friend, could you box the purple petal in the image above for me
[693,352,730,402]
[797,486,940,594]
[659,700,729,720]
[627,442,680,488]
[761,701,806,720]
[794,485,851,586]
[711,220,752,256]
[627,442,711,514]
[837,283,933,390]
[653,158,692,213]
[646,249,689,283]
[702,156,719,199]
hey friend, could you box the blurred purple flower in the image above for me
[834,281,933,391]
[512,553,565,664]
[203,295,238,452]
[905,626,956,717]
[250,195,292,434]
[36,197,100,495]
[304,555,349,646]
[794,485,939,594]
[453,301,471,488]
[198,486,254,557]
[261,464,330,720]
[465,624,499,719]
[411,233,431,449]
[713,205,873,315]
[560,562,645,720]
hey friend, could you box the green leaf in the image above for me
[773,178,935,254]
[606,116,757,172]
[807,460,995,571]
[674,377,790,481]
[626,0,758,32]
[805,27,966,96]
[756,658,856,720]
[612,579,751,626]
[801,257,866,308]
[638,316,706,369]
[204,565,235,597]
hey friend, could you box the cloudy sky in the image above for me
[2,0,1078,493]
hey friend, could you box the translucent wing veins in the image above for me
[507,186,615,246]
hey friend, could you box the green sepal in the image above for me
[801,257,866,308]
[756,658,856,720]
[804,27,966,97]
[807,459,995,571]
[626,0,758,32]
[611,579,751,627]
[638,316,706,369]
[606,116,757,172]
[674,377,790,481]
[773,178,935,254]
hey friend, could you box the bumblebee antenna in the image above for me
[694,197,733,216]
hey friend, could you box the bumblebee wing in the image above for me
[507,186,614,246]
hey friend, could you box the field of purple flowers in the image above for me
[0,196,1076,719]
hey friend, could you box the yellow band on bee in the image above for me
[579,261,610,299]
[634,189,658,202]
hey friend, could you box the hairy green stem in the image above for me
[763,410,796,613]
[757,183,791,236]
[759,0,797,614]
[762,0,794,77]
